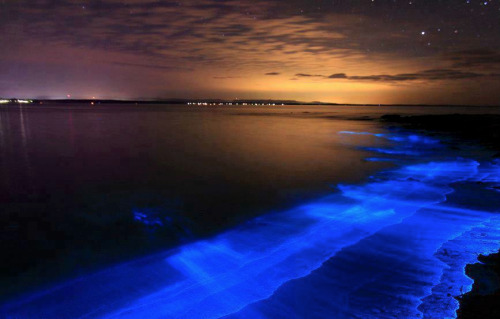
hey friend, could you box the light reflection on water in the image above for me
[0,104,388,298]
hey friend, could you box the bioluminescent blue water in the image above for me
[339,130,438,145]
[2,129,499,319]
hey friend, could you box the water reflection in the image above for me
[2,126,499,319]
[0,104,386,299]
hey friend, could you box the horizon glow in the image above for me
[1,0,500,104]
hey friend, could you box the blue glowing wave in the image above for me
[1,129,499,319]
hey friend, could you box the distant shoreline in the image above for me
[1,98,500,108]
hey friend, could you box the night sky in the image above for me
[1,0,500,104]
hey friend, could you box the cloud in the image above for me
[3,0,499,81]
[349,69,486,81]
[295,73,324,77]
[294,69,497,82]
[265,72,280,75]
[445,50,500,69]
[327,73,348,79]
[0,0,407,73]
[112,62,193,71]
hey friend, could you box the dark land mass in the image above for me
[380,114,500,153]
[457,253,500,319]
[379,114,500,319]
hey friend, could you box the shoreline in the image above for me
[378,113,500,319]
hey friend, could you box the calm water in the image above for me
[0,104,498,300]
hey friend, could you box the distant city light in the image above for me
[186,101,281,106]
[0,99,33,104]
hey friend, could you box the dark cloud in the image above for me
[348,69,488,81]
[265,72,280,76]
[295,69,496,82]
[328,73,348,79]
[295,73,324,78]
[2,0,500,71]
[445,50,500,69]
[112,62,192,71]
[0,0,460,69]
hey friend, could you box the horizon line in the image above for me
[1,98,499,108]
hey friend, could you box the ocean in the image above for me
[1,104,499,318]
